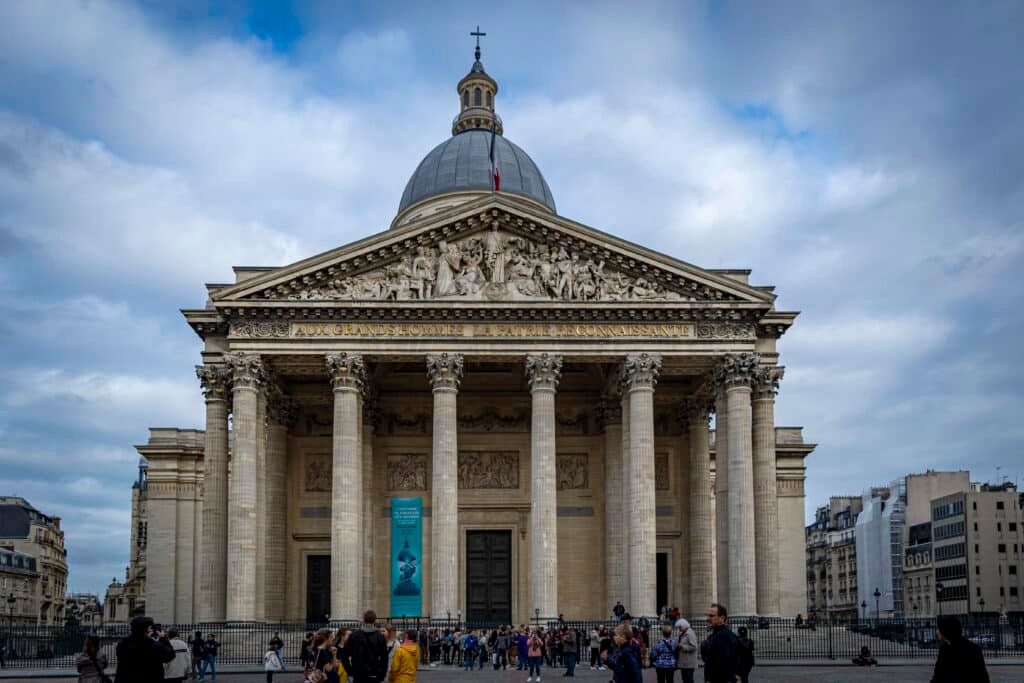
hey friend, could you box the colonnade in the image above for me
[193,350,782,621]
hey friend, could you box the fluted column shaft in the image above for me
[602,399,626,607]
[427,353,463,617]
[226,353,262,621]
[620,392,632,609]
[713,390,729,606]
[623,353,661,618]
[264,391,293,621]
[196,365,230,622]
[527,354,562,618]
[254,389,267,620]
[717,353,759,615]
[683,398,714,617]
[327,352,365,620]
[362,399,377,610]
[753,368,781,615]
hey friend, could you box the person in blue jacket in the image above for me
[604,624,642,683]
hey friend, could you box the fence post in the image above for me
[827,615,834,660]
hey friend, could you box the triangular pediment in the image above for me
[213,195,774,306]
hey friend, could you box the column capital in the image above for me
[753,365,784,400]
[525,353,562,392]
[598,396,623,428]
[678,396,714,429]
[713,352,760,393]
[426,352,463,391]
[621,353,662,392]
[196,364,232,401]
[326,352,365,392]
[225,352,265,391]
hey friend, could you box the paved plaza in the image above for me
[3,664,1024,683]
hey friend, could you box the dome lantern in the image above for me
[453,26,503,136]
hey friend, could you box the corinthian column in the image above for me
[196,364,231,622]
[753,366,782,616]
[622,353,661,618]
[715,353,759,615]
[620,390,631,608]
[225,352,263,621]
[713,384,729,606]
[600,397,627,608]
[265,387,295,621]
[682,397,714,617]
[326,352,365,620]
[426,353,463,617]
[526,353,562,618]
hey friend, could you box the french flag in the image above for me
[489,120,501,192]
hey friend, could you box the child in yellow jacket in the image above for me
[388,631,419,683]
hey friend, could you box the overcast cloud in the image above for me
[0,1,1021,595]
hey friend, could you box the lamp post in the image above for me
[860,600,866,623]
[6,592,15,659]
[936,582,944,616]
[873,588,881,620]
[534,608,540,629]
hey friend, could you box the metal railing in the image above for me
[0,615,1020,669]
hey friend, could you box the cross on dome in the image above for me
[470,25,486,61]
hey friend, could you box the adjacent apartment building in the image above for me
[0,497,68,626]
[0,548,40,626]
[930,482,1024,616]
[806,496,863,618]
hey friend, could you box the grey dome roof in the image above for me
[398,130,556,215]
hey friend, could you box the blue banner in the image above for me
[390,497,423,617]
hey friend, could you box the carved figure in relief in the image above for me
[508,253,539,296]
[554,248,574,299]
[456,241,486,296]
[305,455,331,492]
[412,246,435,298]
[483,224,510,284]
[435,240,461,296]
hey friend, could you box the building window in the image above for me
[1011,565,1018,575]
[474,88,482,106]
[974,522,978,531]
[976,565,980,575]
[997,501,1005,510]
[486,91,492,108]
[1000,587,1005,597]
[463,91,469,108]
[1012,587,1019,597]
[1010,522,1018,531]
[999,544,1007,553]
[973,501,977,510]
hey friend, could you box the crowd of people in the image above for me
[70,604,990,682]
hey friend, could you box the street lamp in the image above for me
[860,600,866,622]
[873,588,881,619]
[534,608,540,628]
[978,597,985,614]
[6,592,15,657]
[936,582,944,616]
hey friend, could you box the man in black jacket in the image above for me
[931,615,989,683]
[115,616,175,682]
[699,604,738,683]
[343,610,389,683]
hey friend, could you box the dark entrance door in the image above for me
[306,555,331,623]
[466,530,512,624]
[656,552,668,615]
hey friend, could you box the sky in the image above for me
[0,1,1022,597]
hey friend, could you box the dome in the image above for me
[397,129,556,218]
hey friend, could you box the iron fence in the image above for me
[0,615,1020,670]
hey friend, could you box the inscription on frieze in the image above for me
[387,454,428,491]
[458,451,519,489]
[557,454,590,490]
[305,453,331,492]
[286,321,694,339]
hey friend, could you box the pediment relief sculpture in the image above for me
[249,220,740,304]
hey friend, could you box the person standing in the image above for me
[517,627,530,672]
[674,619,698,683]
[735,626,754,683]
[264,645,284,683]
[699,604,738,683]
[75,635,109,683]
[344,611,389,683]
[114,616,175,682]
[301,632,315,670]
[605,624,642,683]
[269,633,286,672]
[649,626,678,683]
[188,631,205,680]
[527,628,544,683]
[389,630,419,683]
[463,630,477,671]
[561,627,577,677]
[613,602,626,623]
[198,633,220,681]
[588,626,601,670]
[931,615,990,683]
[163,629,191,683]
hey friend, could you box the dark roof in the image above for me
[398,129,556,215]
[0,504,31,539]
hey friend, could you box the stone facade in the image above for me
[104,460,149,623]
[138,47,816,623]
[0,497,68,626]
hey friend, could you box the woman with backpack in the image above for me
[649,626,679,683]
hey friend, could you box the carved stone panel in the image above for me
[557,454,590,490]
[305,453,331,492]
[458,451,519,489]
[387,454,428,491]
[655,453,670,491]
[458,406,530,432]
